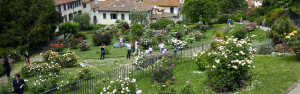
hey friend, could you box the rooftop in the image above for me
[143,0,181,7]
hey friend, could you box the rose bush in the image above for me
[50,43,65,52]
[78,41,90,51]
[70,37,83,49]
[168,38,187,49]
[286,30,300,60]
[42,50,79,68]
[152,57,175,83]
[77,66,92,79]
[186,33,195,44]
[21,62,61,78]
[206,36,255,92]
[97,77,141,94]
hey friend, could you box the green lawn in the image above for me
[227,24,245,36]
[137,55,300,94]
[249,28,267,42]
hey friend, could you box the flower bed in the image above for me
[98,77,142,94]
[70,37,83,49]
[21,62,61,78]
[286,30,300,61]
[42,50,79,68]
[50,43,65,52]
[168,38,187,49]
[78,41,90,51]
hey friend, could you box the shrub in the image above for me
[186,33,195,44]
[197,25,208,32]
[181,81,194,94]
[210,41,219,50]
[151,18,173,30]
[157,34,171,42]
[50,43,65,52]
[140,38,153,49]
[206,36,255,92]
[98,77,141,94]
[233,28,247,40]
[217,15,234,24]
[193,51,209,71]
[121,23,130,31]
[145,30,156,37]
[0,82,12,94]
[269,17,298,43]
[286,30,300,61]
[152,59,175,83]
[21,62,61,78]
[70,37,83,49]
[131,24,144,37]
[77,66,92,79]
[31,74,59,93]
[93,32,112,46]
[168,38,187,49]
[78,41,90,51]
[59,50,79,68]
[71,33,87,40]
[214,31,225,37]
[244,22,257,32]
[73,13,92,30]
[42,50,59,63]
[156,29,167,35]
[0,66,5,76]
[251,39,275,55]
[59,22,78,36]
[150,22,159,30]
[254,16,265,25]
[265,8,286,26]
[234,14,247,22]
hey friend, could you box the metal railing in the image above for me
[42,42,211,94]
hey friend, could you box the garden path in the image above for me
[286,79,300,94]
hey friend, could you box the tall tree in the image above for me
[218,0,248,14]
[181,0,219,24]
[0,0,62,52]
[73,13,91,30]
[130,10,149,26]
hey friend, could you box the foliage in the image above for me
[233,28,247,40]
[131,24,144,37]
[130,10,149,26]
[60,22,78,36]
[248,7,266,18]
[98,77,141,94]
[140,38,153,49]
[150,22,159,30]
[206,36,255,92]
[152,59,175,83]
[286,30,300,61]
[73,13,92,30]
[265,8,287,26]
[21,62,61,78]
[0,82,12,94]
[186,33,196,44]
[245,22,257,32]
[0,65,4,76]
[145,30,156,37]
[50,43,64,52]
[70,37,83,49]
[42,50,59,63]
[0,0,62,50]
[193,51,210,71]
[154,81,176,93]
[254,16,265,25]
[156,35,170,43]
[168,38,187,49]
[217,15,234,24]
[234,14,247,21]
[31,74,59,93]
[214,31,224,37]
[269,17,298,43]
[151,18,173,30]
[59,50,79,68]
[252,39,275,55]
[71,33,87,40]
[181,81,194,94]
[181,0,219,24]
[93,32,112,46]
[78,41,90,51]
[77,66,92,79]
[210,41,219,50]
[197,25,208,32]
[218,0,248,14]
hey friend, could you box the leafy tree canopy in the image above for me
[130,10,149,26]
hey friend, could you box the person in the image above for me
[228,19,231,27]
[158,42,165,53]
[162,48,168,54]
[126,42,131,59]
[100,44,105,60]
[119,37,123,48]
[24,51,30,65]
[240,17,243,24]
[133,40,140,56]
[12,74,25,94]
[148,46,153,54]
[3,57,11,77]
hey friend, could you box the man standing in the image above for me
[12,74,25,94]
[158,42,165,53]
[133,40,140,56]
[126,42,132,59]
[3,57,11,78]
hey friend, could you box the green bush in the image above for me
[0,82,12,94]
[193,51,209,71]
[73,13,92,30]
[70,37,83,49]
[287,31,300,61]
[93,32,112,46]
[31,75,59,93]
[21,62,61,78]
[152,57,175,83]
[186,33,195,44]
[76,66,92,79]
[131,24,144,37]
[217,15,234,24]
[214,31,225,37]
[210,41,219,50]
[269,17,298,43]
[0,66,5,76]
[265,8,286,26]
[233,28,247,40]
[71,33,87,40]
[254,16,265,25]
[181,81,194,94]
[151,18,173,30]
[150,22,159,30]
[234,14,247,22]
[252,39,274,55]
[59,22,78,36]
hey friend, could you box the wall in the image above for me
[96,11,131,25]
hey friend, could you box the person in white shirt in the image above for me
[133,39,140,56]
[158,42,165,53]
[126,42,131,59]
[148,46,153,54]
[119,37,123,48]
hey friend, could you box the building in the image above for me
[91,0,154,25]
[143,0,182,22]
[246,0,263,8]
[54,0,91,22]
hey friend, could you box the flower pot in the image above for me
[214,37,224,41]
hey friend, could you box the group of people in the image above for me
[99,37,168,60]
[2,51,29,94]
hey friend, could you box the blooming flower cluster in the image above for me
[99,77,142,94]
[21,62,61,78]
[78,41,90,51]
[42,50,79,68]
[77,66,92,79]
[152,57,175,83]
[50,43,65,52]
[286,30,300,60]
[186,33,196,43]
[168,38,187,49]
[70,37,83,49]
[140,38,153,49]
[244,22,257,32]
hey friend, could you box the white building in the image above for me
[246,0,263,8]
[54,0,91,22]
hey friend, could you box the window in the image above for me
[103,13,106,19]
[74,1,77,7]
[83,3,86,8]
[93,16,97,25]
[69,13,73,21]
[68,3,70,9]
[121,14,125,20]
[111,13,117,19]
[78,0,81,6]
[170,7,174,13]
[57,5,61,12]
[63,4,66,10]
[129,14,131,20]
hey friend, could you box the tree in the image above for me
[0,0,62,53]
[130,10,149,26]
[181,0,219,24]
[131,24,144,37]
[218,0,248,14]
[59,22,78,39]
[73,13,91,30]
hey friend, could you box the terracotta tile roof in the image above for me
[90,0,117,9]
[95,0,154,12]
[54,0,90,5]
[150,12,178,19]
[143,0,181,7]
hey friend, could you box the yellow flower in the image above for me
[293,30,298,34]
[289,33,295,36]
[286,36,290,39]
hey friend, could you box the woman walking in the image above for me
[24,51,30,65]
[100,44,106,60]
[3,57,11,77]
[133,39,140,56]
[126,42,131,59]
[12,73,25,94]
